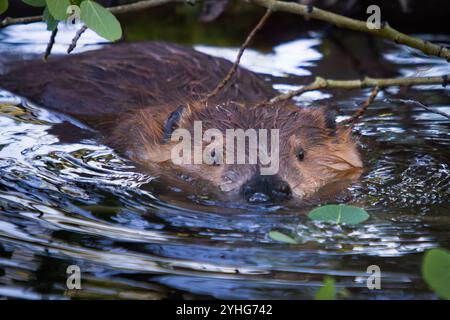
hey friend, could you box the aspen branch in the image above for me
[249,0,450,61]
[268,75,450,104]
[0,15,42,28]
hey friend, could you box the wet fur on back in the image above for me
[0,41,363,202]
[0,42,274,123]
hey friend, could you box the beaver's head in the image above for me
[115,101,363,203]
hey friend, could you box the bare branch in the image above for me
[387,98,450,120]
[341,86,379,125]
[43,27,58,61]
[1,0,190,28]
[0,15,42,28]
[67,24,88,54]
[249,0,450,61]
[206,8,272,101]
[268,75,450,105]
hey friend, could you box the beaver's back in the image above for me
[0,42,275,120]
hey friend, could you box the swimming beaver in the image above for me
[0,42,362,203]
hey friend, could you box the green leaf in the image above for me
[0,0,8,15]
[268,231,298,244]
[46,0,70,20]
[315,277,336,300]
[422,248,450,300]
[22,0,46,7]
[308,204,369,225]
[43,7,58,31]
[80,0,122,42]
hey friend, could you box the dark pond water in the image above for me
[0,18,449,299]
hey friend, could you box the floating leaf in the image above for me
[268,231,297,244]
[0,0,8,15]
[422,248,450,300]
[22,0,46,7]
[308,204,369,225]
[80,0,122,42]
[46,0,70,20]
[43,7,58,31]
[315,277,336,300]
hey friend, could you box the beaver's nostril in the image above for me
[242,180,270,203]
[275,182,291,196]
[272,182,292,203]
[242,174,292,203]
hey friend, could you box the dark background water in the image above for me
[0,4,449,299]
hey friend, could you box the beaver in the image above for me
[0,42,363,203]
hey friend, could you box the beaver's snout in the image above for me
[242,174,292,203]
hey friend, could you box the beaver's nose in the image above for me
[242,174,292,203]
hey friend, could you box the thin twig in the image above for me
[268,78,326,105]
[0,15,42,27]
[0,0,190,28]
[341,86,379,125]
[387,98,450,120]
[205,8,272,100]
[67,24,88,54]
[267,75,450,105]
[43,27,58,61]
[109,0,193,14]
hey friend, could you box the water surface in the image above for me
[0,21,449,299]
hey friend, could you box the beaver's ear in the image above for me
[324,109,336,131]
[329,127,363,170]
[322,108,337,136]
[162,105,186,143]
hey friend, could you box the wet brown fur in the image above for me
[0,42,363,200]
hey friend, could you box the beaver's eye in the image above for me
[296,148,305,161]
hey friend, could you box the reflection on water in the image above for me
[0,22,104,55]
[196,39,321,76]
[0,21,449,300]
